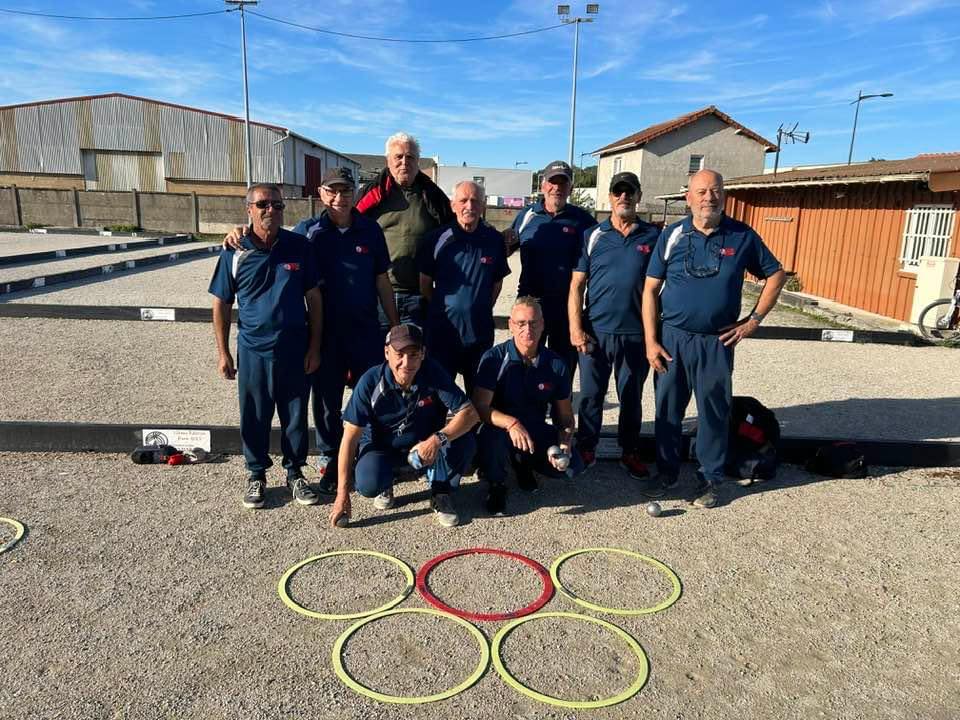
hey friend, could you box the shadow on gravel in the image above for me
[774,396,960,442]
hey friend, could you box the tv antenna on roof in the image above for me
[773,123,810,176]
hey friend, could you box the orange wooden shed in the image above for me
[720,154,960,321]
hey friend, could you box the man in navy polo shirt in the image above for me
[642,169,786,508]
[568,171,660,482]
[328,324,479,529]
[209,183,323,510]
[418,180,510,394]
[504,160,596,376]
[292,167,400,491]
[473,297,585,515]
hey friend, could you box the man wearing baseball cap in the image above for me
[291,166,400,492]
[568,171,660,482]
[328,323,479,528]
[503,160,596,376]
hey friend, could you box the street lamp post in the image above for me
[847,90,893,165]
[514,161,528,168]
[559,4,599,169]
[226,0,258,187]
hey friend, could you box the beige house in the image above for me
[592,106,776,211]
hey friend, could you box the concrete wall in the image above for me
[0,187,18,225]
[19,188,76,227]
[78,191,136,228]
[138,192,195,233]
[595,116,769,211]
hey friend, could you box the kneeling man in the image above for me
[472,297,585,515]
[329,324,479,528]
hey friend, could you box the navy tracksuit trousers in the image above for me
[237,342,308,477]
[576,331,649,453]
[653,324,733,486]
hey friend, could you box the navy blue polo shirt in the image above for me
[418,220,510,346]
[343,357,471,450]
[647,215,782,334]
[208,228,319,355]
[294,210,390,339]
[512,201,595,302]
[576,218,660,334]
[474,339,571,428]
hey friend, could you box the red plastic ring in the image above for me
[416,547,554,622]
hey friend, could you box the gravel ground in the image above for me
[0,452,957,719]
[0,241,217,284]
[1,316,956,441]
[0,231,164,255]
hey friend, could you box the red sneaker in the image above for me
[620,452,649,480]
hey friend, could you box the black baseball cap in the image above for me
[321,166,355,188]
[384,323,424,351]
[542,160,573,182]
[609,171,641,193]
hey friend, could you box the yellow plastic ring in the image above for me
[0,517,25,554]
[332,607,490,704]
[278,550,414,620]
[491,611,649,709]
[550,547,682,615]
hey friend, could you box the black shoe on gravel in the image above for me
[690,478,726,509]
[243,476,266,510]
[287,474,320,506]
[516,465,538,493]
[486,485,507,516]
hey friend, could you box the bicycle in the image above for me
[917,266,960,346]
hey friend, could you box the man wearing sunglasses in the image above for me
[291,167,400,493]
[568,171,660,482]
[503,160,596,377]
[642,169,785,509]
[209,183,324,510]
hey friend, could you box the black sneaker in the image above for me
[430,492,460,528]
[516,464,538,493]
[690,479,726,509]
[485,485,507,516]
[243,476,266,510]
[287,474,320,506]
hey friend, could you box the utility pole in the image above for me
[772,123,810,176]
[558,4,599,168]
[226,0,257,187]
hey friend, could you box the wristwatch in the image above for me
[748,311,766,324]
[434,431,450,449]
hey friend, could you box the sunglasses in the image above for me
[611,187,637,197]
[249,200,285,210]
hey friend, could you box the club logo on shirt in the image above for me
[562,226,575,234]
[281,262,301,271]
[636,244,652,254]
[480,256,495,264]
[417,395,434,408]
[721,247,736,256]
[538,382,553,391]
[355,245,369,254]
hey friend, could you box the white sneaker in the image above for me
[430,492,459,528]
[373,487,395,511]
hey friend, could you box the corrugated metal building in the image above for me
[722,154,960,321]
[0,93,358,196]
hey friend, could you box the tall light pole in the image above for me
[559,4,599,168]
[847,90,893,165]
[226,0,257,187]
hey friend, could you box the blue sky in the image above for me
[1,0,958,172]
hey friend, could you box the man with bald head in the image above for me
[418,180,510,393]
[357,132,454,330]
[642,169,786,509]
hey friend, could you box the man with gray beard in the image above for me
[568,171,660,483]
